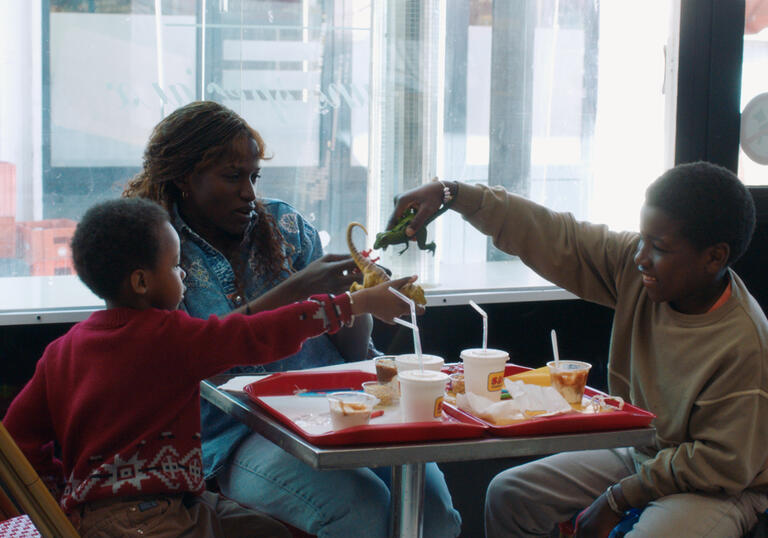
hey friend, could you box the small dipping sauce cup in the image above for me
[449,373,465,394]
[374,356,399,384]
[362,380,398,406]
[398,369,449,422]
[327,391,378,431]
[395,354,445,373]
[546,360,592,404]
[460,348,509,401]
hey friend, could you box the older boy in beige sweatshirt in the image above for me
[389,162,768,537]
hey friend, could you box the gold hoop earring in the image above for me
[182,191,189,200]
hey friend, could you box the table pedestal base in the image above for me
[390,463,425,538]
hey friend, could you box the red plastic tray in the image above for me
[243,370,488,446]
[441,364,656,437]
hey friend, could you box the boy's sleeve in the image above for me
[620,387,768,507]
[451,183,636,308]
[2,356,65,494]
[173,294,354,380]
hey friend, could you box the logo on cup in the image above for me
[433,396,444,418]
[487,371,505,392]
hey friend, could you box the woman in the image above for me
[123,101,461,538]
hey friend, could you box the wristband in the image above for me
[605,485,624,515]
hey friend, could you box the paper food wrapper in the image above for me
[457,379,573,425]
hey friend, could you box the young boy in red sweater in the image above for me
[2,197,417,537]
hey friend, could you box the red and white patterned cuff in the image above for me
[307,293,354,333]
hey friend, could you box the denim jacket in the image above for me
[173,199,346,478]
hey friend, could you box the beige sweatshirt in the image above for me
[452,182,768,508]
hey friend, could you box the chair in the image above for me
[0,421,78,537]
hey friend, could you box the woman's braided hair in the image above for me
[123,100,290,281]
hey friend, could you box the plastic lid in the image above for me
[397,369,449,382]
[460,348,509,360]
[396,354,444,364]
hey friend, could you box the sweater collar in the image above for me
[83,307,152,328]
[660,269,739,325]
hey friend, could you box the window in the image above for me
[739,0,768,181]
[1,0,677,320]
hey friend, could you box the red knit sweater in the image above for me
[2,294,351,512]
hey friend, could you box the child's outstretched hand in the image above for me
[350,276,425,324]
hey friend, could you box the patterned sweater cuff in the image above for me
[307,293,353,334]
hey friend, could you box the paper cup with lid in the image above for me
[460,348,509,401]
[398,369,449,422]
[394,353,445,373]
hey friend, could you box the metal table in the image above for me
[201,375,655,538]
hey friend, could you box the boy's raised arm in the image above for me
[387,180,632,308]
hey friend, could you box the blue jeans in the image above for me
[217,432,462,538]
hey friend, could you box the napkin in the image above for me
[457,379,573,424]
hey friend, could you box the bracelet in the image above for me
[605,485,624,515]
[344,291,356,327]
[437,179,453,205]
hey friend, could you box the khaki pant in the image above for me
[72,491,291,538]
[485,448,768,538]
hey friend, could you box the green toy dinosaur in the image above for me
[373,199,454,255]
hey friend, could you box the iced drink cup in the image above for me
[395,354,445,373]
[461,348,509,401]
[398,369,449,422]
[546,360,592,404]
[327,392,378,430]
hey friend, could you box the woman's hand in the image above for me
[351,276,425,323]
[386,180,450,238]
[234,254,362,316]
[573,493,622,538]
[287,253,362,297]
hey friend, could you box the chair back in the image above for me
[0,421,78,537]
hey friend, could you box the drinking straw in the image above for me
[550,329,560,367]
[389,286,417,320]
[389,287,423,369]
[469,300,488,351]
[392,317,423,366]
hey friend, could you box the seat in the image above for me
[0,421,78,537]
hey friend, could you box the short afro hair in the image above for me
[645,161,756,266]
[71,198,170,300]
